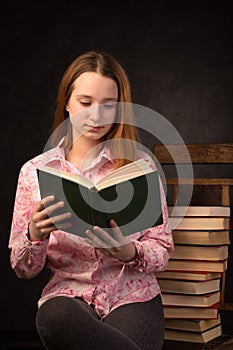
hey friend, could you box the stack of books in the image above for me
[157,205,231,344]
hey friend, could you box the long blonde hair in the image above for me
[51,50,140,169]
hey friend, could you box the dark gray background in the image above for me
[0,0,232,336]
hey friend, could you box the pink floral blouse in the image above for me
[9,140,174,319]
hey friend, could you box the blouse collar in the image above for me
[41,137,115,169]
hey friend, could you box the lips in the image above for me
[86,125,104,131]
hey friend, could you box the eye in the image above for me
[80,101,91,107]
[103,103,116,110]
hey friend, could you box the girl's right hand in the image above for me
[28,195,72,241]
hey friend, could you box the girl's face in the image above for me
[66,72,118,142]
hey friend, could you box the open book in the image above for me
[37,159,163,237]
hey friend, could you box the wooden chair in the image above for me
[153,143,233,311]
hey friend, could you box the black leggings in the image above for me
[36,294,164,350]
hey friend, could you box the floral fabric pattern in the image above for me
[9,140,174,318]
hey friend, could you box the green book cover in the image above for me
[37,164,163,237]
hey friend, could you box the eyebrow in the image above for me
[76,94,118,102]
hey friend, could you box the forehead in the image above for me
[72,72,118,98]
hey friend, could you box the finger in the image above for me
[109,219,117,227]
[50,211,72,225]
[34,195,55,212]
[41,195,56,207]
[84,236,95,247]
[108,220,129,244]
[39,221,72,235]
[44,201,66,218]
[85,229,112,249]
[34,201,65,222]
[35,213,71,232]
[93,226,118,247]
[37,212,72,229]
[85,229,102,245]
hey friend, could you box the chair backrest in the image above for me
[153,143,233,206]
[153,143,233,164]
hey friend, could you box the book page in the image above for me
[96,159,154,190]
[38,166,94,189]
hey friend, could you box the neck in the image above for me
[66,135,103,171]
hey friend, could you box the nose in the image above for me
[90,105,101,123]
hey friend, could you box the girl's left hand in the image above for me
[85,219,137,262]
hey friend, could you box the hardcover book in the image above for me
[170,217,230,231]
[161,291,221,307]
[165,259,228,273]
[172,230,230,246]
[163,303,220,319]
[171,245,229,261]
[164,324,222,343]
[156,271,222,281]
[168,206,230,217]
[37,159,163,237]
[158,278,220,295]
[165,314,221,332]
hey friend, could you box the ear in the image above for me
[65,105,69,111]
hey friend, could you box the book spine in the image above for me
[89,190,109,232]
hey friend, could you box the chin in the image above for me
[85,134,105,141]
[87,129,110,138]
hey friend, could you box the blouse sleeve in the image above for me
[8,162,49,279]
[126,152,174,273]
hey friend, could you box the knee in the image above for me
[36,296,72,333]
